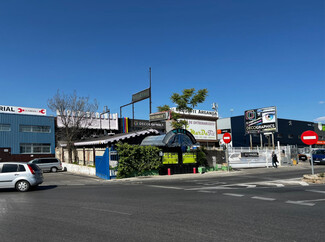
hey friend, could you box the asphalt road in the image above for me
[1,164,325,242]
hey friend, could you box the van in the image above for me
[312,149,325,165]
[29,157,63,172]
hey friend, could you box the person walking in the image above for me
[272,151,278,168]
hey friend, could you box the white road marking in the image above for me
[286,201,315,206]
[223,193,244,197]
[198,191,215,193]
[186,186,234,191]
[82,207,132,216]
[306,189,325,194]
[148,185,183,190]
[251,196,276,201]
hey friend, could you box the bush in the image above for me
[197,148,208,167]
[115,143,162,179]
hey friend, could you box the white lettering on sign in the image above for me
[224,137,230,140]
[303,136,317,140]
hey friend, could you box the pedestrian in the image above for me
[272,151,278,168]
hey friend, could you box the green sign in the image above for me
[132,88,150,103]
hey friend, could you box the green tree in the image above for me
[158,88,208,129]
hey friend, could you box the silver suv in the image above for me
[29,157,63,172]
[0,162,43,192]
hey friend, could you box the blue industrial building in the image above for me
[0,106,55,162]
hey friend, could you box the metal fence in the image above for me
[227,146,295,168]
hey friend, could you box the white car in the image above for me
[0,162,43,192]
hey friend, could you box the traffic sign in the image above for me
[223,132,232,144]
[301,130,319,145]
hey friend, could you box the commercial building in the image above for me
[217,115,324,148]
[0,105,55,162]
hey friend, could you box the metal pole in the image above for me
[132,103,134,132]
[120,106,122,118]
[272,132,275,150]
[226,143,229,172]
[108,109,111,133]
[260,133,263,148]
[250,134,252,149]
[149,67,152,114]
[310,145,314,175]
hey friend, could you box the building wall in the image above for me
[226,115,316,148]
[0,113,55,161]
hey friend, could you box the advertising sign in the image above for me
[171,107,218,118]
[244,106,277,134]
[57,113,119,130]
[162,152,178,164]
[132,88,150,103]
[185,119,216,140]
[149,111,170,122]
[0,105,46,116]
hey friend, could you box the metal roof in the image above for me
[64,129,160,147]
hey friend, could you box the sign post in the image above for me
[223,133,232,172]
[301,130,319,175]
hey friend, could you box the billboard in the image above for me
[57,113,119,130]
[0,105,46,116]
[185,119,216,140]
[244,106,277,134]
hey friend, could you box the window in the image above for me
[18,165,26,172]
[20,144,51,154]
[277,133,283,138]
[1,164,18,173]
[288,134,294,139]
[20,125,50,133]
[0,124,11,131]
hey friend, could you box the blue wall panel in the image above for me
[0,113,55,154]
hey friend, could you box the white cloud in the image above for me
[319,101,325,104]
[314,116,325,123]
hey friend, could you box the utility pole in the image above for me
[149,67,152,114]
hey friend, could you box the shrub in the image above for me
[115,142,162,179]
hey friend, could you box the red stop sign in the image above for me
[223,132,232,144]
[301,130,319,145]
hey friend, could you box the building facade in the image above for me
[217,116,324,148]
[0,105,55,162]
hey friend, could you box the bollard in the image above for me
[168,168,171,176]
[193,167,196,174]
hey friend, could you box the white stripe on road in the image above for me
[306,189,325,194]
[82,207,132,216]
[223,193,244,197]
[148,185,183,190]
[286,201,315,206]
[251,196,276,201]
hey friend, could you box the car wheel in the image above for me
[16,180,30,192]
[51,167,58,172]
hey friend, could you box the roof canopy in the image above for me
[68,129,160,147]
[141,129,197,147]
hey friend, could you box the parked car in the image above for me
[28,157,63,172]
[312,149,325,165]
[0,162,43,192]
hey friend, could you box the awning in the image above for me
[141,129,197,147]
[63,129,160,147]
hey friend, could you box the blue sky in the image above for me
[0,0,324,123]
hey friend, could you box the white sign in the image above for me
[171,107,218,118]
[0,105,46,116]
[57,113,119,130]
[185,119,216,140]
